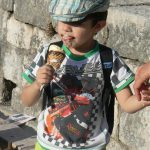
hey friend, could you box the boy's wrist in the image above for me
[141,100,150,108]
[33,81,42,91]
[142,101,146,108]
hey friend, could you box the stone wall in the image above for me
[0,0,150,149]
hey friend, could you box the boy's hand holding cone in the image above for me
[36,45,65,91]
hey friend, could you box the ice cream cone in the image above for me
[47,44,65,70]
[40,44,65,91]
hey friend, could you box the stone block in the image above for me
[2,0,14,11]
[119,108,150,149]
[7,15,33,49]
[0,42,43,114]
[107,138,128,150]
[0,42,3,101]
[22,27,50,78]
[0,0,2,8]
[0,78,3,101]
[98,6,150,62]
[1,42,23,107]
[110,0,150,6]
[14,0,51,29]
[0,8,10,42]
[30,27,50,50]
[1,43,24,85]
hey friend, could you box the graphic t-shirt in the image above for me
[22,41,134,150]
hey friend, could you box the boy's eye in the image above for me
[71,22,83,26]
[64,20,85,27]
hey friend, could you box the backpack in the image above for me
[42,41,115,136]
[99,44,115,135]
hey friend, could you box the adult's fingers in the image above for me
[134,81,147,100]
[134,61,150,100]
[134,65,149,100]
[134,67,143,100]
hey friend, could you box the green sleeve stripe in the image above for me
[22,72,34,84]
[115,76,135,93]
[35,142,49,150]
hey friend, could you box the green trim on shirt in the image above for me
[35,142,48,150]
[115,76,134,93]
[62,42,99,61]
[22,72,34,84]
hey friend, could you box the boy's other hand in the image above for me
[35,64,55,89]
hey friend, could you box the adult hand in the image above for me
[134,61,150,100]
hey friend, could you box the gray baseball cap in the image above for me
[49,0,110,22]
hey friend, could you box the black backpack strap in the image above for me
[42,41,63,110]
[99,44,115,134]
[99,44,112,84]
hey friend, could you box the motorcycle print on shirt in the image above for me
[44,62,101,143]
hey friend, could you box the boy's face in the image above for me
[57,19,106,50]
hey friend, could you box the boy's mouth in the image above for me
[62,36,74,46]
[63,36,74,41]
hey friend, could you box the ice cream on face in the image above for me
[47,45,65,70]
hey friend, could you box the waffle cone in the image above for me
[47,45,65,70]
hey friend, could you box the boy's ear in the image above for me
[94,21,106,33]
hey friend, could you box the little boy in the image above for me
[21,0,150,150]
